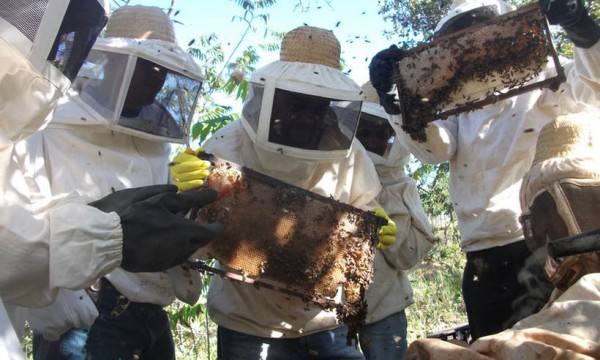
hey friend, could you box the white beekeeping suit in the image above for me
[381,0,600,340]
[22,4,205,344]
[0,1,111,358]
[358,83,436,325]
[393,0,600,256]
[405,114,600,360]
[202,26,382,341]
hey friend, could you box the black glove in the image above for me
[369,45,403,94]
[540,0,600,48]
[90,185,223,273]
[89,184,175,214]
[369,45,404,115]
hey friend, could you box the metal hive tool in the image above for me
[395,3,565,142]
[190,156,383,339]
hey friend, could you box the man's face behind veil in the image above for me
[269,90,331,149]
[123,58,168,111]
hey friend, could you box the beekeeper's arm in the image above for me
[0,200,119,307]
[541,0,600,50]
[361,200,401,253]
[368,45,458,164]
[377,176,438,270]
[536,0,600,116]
[555,0,600,96]
[26,289,98,342]
[0,6,119,308]
[393,117,458,165]
[1,178,223,308]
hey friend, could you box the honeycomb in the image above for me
[196,157,381,338]
[395,3,565,141]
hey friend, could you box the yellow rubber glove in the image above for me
[170,148,211,192]
[373,207,397,250]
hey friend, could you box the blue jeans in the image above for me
[358,311,408,360]
[33,279,175,360]
[33,329,88,360]
[218,325,365,360]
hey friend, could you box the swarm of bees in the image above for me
[395,4,565,142]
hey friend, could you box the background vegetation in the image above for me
[22,0,598,358]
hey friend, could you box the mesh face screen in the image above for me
[196,157,379,310]
[47,0,108,82]
[0,0,47,42]
[1,0,107,83]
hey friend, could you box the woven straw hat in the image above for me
[532,114,600,167]
[521,113,600,212]
[104,6,176,43]
[280,26,341,69]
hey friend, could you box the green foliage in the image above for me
[190,108,238,143]
[405,156,465,341]
[407,159,460,240]
[168,301,218,360]
[184,1,275,145]
[407,239,466,341]
[379,0,447,46]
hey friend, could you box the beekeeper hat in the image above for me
[250,25,358,99]
[279,26,341,69]
[242,25,362,161]
[435,0,515,34]
[520,113,600,230]
[361,81,388,119]
[75,5,203,143]
[520,114,600,290]
[358,81,412,168]
[104,5,176,43]
[531,115,600,168]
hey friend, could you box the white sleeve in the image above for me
[571,40,600,92]
[26,289,98,341]
[0,36,124,310]
[0,196,123,308]
[165,264,202,305]
[392,114,458,165]
[0,40,61,145]
[377,177,437,270]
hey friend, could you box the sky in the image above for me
[120,0,395,86]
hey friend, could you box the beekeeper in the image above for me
[20,5,218,359]
[1,2,108,356]
[369,0,600,340]
[405,113,600,360]
[354,82,437,359]
[175,25,387,359]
